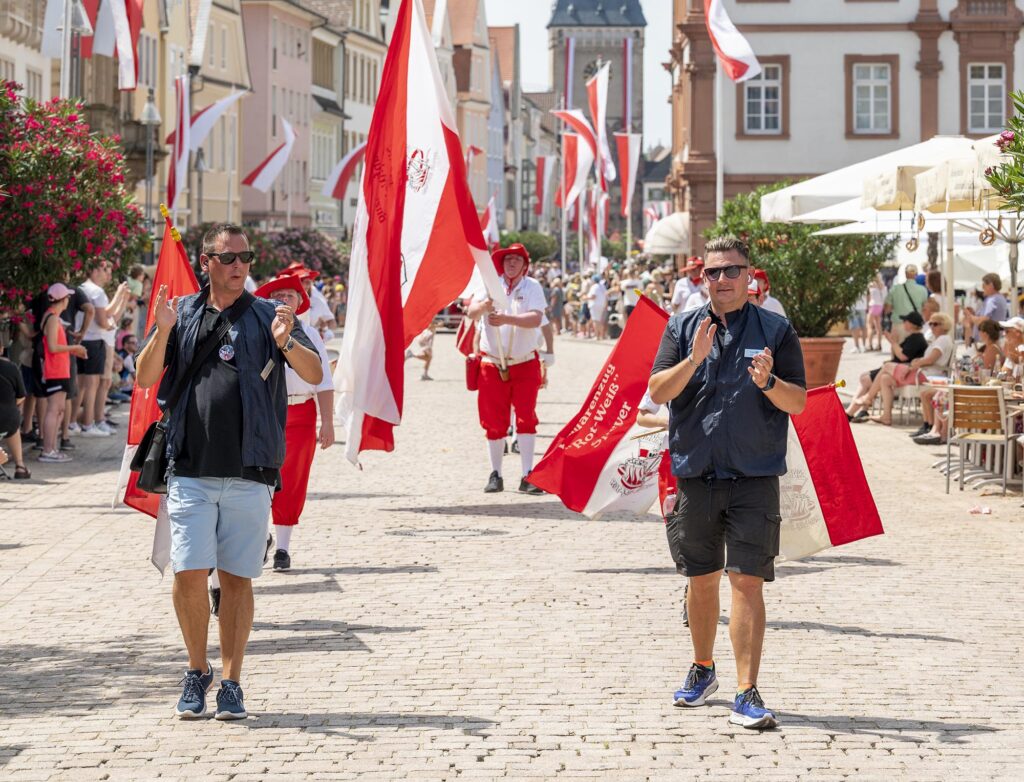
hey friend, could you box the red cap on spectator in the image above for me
[254,274,311,315]
[753,268,770,290]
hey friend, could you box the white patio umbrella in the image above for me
[643,212,690,256]
[760,136,976,223]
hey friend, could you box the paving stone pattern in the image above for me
[0,335,1022,780]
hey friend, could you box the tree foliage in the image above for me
[982,92,1024,213]
[705,183,896,337]
[0,81,146,320]
[269,226,346,277]
[500,230,558,263]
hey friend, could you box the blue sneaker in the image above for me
[214,679,247,720]
[673,662,718,707]
[175,662,214,719]
[729,685,778,729]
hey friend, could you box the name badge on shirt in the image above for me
[260,358,275,381]
[744,348,765,359]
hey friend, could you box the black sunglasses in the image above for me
[703,264,748,281]
[208,251,255,265]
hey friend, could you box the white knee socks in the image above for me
[517,433,536,477]
[274,524,293,553]
[487,438,505,474]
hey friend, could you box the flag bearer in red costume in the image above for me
[254,275,335,571]
[466,244,546,495]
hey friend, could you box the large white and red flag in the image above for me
[779,387,884,559]
[531,307,885,555]
[704,0,762,82]
[242,118,296,192]
[555,134,593,211]
[585,62,616,189]
[334,0,507,463]
[614,132,642,217]
[166,75,190,213]
[535,155,555,217]
[113,206,200,568]
[165,91,246,151]
[528,296,670,517]
[108,0,144,90]
[322,141,368,200]
[479,195,500,248]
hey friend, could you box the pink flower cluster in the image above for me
[995,130,1015,152]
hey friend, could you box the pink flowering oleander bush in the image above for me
[269,227,346,278]
[984,92,1024,211]
[0,80,146,322]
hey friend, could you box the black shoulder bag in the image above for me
[131,293,255,494]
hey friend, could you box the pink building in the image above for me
[240,0,326,229]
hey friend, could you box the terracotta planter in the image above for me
[799,336,845,390]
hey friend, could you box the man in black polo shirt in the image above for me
[650,235,807,730]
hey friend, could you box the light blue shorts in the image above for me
[167,476,273,579]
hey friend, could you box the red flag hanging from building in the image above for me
[333,0,507,464]
[614,132,642,217]
[554,133,593,212]
[585,61,616,189]
[166,75,190,213]
[479,194,500,248]
[242,118,297,192]
[115,206,200,520]
[109,0,144,91]
[704,0,762,82]
[166,91,246,151]
[322,140,368,200]
[535,155,555,217]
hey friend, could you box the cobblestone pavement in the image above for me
[1,333,1022,781]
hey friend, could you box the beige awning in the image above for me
[643,212,690,255]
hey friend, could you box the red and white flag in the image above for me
[110,0,144,90]
[242,118,296,192]
[322,141,368,200]
[465,144,484,171]
[555,133,593,211]
[780,387,884,559]
[552,108,598,181]
[704,0,762,82]
[531,308,885,556]
[113,207,200,569]
[165,91,245,151]
[479,195,500,247]
[535,155,555,217]
[585,61,616,188]
[614,132,642,217]
[528,297,669,517]
[166,75,190,213]
[334,0,507,464]
[643,204,659,229]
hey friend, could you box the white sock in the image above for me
[209,570,220,590]
[274,524,293,552]
[487,439,504,474]
[518,433,536,477]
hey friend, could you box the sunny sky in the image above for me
[482,0,673,150]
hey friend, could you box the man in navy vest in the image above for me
[137,224,323,721]
[650,235,806,730]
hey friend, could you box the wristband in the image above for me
[688,354,702,368]
[761,373,777,392]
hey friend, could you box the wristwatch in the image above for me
[281,336,295,354]
[761,373,777,392]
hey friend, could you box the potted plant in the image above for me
[705,183,896,388]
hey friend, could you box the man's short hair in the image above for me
[704,235,750,261]
[904,264,918,278]
[201,223,247,255]
[982,272,1002,291]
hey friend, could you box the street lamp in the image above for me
[139,88,162,266]
[194,147,210,225]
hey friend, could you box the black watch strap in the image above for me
[762,373,777,392]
